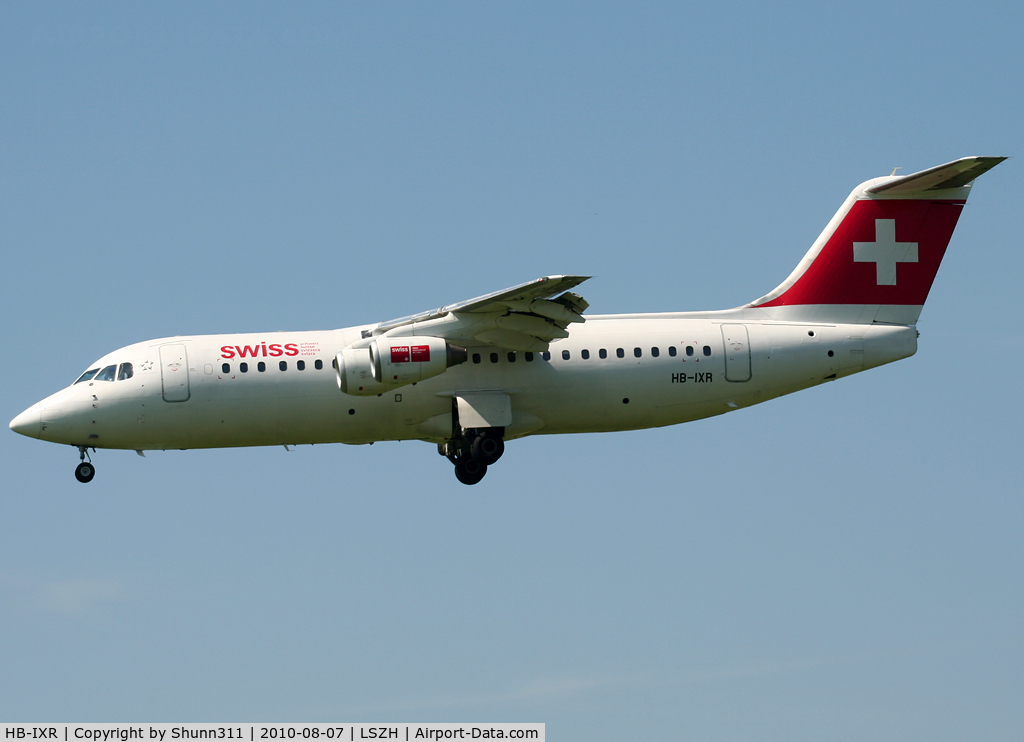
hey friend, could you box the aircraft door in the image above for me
[721,324,752,382]
[160,344,191,402]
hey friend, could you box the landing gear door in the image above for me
[456,392,512,429]
[160,344,191,402]
[721,324,752,382]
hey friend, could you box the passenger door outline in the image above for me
[159,344,191,402]
[721,324,752,382]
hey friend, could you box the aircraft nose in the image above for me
[9,407,41,439]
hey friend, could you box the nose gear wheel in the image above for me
[75,446,96,483]
[75,462,95,483]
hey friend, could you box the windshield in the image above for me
[94,365,117,382]
[74,368,99,384]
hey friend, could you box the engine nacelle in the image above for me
[336,347,386,396]
[337,337,467,396]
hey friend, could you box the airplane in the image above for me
[9,156,1005,485]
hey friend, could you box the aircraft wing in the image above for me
[367,275,592,352]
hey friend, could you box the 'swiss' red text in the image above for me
[220,343,299,359]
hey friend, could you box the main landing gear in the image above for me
[75,446,96,483]
[439,428,505,485]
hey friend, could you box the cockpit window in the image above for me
[94,365,117,382]
[74,368,99,384]
[117,362,134,381]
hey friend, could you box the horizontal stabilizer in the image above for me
[867,156,1006,194]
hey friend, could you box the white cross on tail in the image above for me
[853,219,918,285]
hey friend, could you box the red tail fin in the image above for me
[750,157,1005,325]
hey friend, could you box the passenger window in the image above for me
[315,359,323,370]
[599,349,607,359]
[490,352,499,363]
[525,352,534,362]
[75,368,99,384]
[562,350,570,360]
[297,360,305,371]
[686,345,694,357]
[668,346,677,357]
[258,361,266,372]
[651,347,660,358]
[472,353,481,364]
[332,358,337,369]
[240,362,249,373]
[542,351,551,361]
[581,349,590,360]
[703,345,711,356]
[507,352,516,363]
[95,365,116,382]
[616,348,624,358]
[221,363,230,374]
[279,361,287,371]
[633,347,642,358]
[117,362,134,381]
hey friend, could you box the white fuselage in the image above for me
[11,156,1003,486]
[13,315,917,452]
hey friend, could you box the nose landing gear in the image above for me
[75,446,96,483]
[439,428,505,485]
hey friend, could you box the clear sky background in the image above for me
[1,3,1021,738]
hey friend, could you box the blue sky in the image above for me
[1,3,1021,738]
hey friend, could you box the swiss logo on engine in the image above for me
[390,345,431,363]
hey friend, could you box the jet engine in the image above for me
[336,336,467,396]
